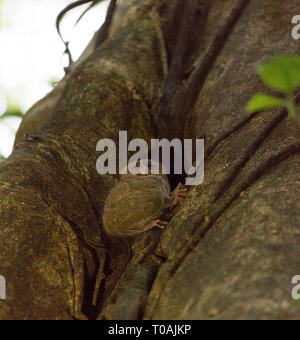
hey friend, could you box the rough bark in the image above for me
[0,0,299,320]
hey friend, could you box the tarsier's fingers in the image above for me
[177,194,186,201]
[172,183,188,206]
[175,183,188,193]
[154,220,168,229]
[177,187,188,197]
[143,220,168,232]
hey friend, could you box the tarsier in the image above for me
[102,161,187,302]
[103,167,187,238]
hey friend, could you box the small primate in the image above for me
[103,167,186,238]
[102,161,187,303]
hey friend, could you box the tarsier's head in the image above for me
[120,159,168,178]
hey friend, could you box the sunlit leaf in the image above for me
[247,93,284,113]
[257,56,300,93]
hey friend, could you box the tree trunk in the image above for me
[0,0,299,320]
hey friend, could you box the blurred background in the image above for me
[0,0,108,159]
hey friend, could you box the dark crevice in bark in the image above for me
[99,231,164,319]
[224,143,300,205]
[67,309,79,320]
[94,252,111,317]
[59,215,104,319]
[81,245,100,319]
[82,187,104,238]
[94,239,132,318]
[186,0,250,102]
[204,111,260,160]
[61,215,86,242]
[167,109,261,193]
[168,152,186,191]
[159,0,199,137]
[151,252,167,263]
[182,0,250,136]
[212,110,288,205]
[158,0,186,66]
[209,92,300,204]
[86,247,110,320]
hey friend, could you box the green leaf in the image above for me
[247,93,284,113]
[256,55,300,93]
[0,109,23,120]
[286,99,297,118]
[0,155,5,162]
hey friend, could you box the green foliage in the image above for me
[247,93,284,112]
[0,155,5,162]
[257,56,300,93]
[247,55,300,119]
[0,108,23,120]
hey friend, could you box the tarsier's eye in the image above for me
[137,159,151,175]
[126,159,155,175]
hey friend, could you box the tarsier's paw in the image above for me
[144,220,168,231]
[172,183,188,206]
